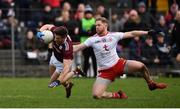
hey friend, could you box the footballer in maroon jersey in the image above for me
[38,24,84,98]
[50,26,73,63]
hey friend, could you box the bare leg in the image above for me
[92,77,127,99]
[57,66,84,85]
[92,77,110,99]
[50,72,60,83]
[59,71,75,83]
[125,60,167,90]
[48,70,75,98]
[49,65,56,76]
[125,60,152,83]
[48,65,75,98]
[49,65,59,83]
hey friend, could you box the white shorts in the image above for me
[49,54,63,74]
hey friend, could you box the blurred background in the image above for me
[0,0,179,77]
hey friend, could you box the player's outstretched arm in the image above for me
[73,43,87,53]
[39,24,55,31]
[123,30,148,39]
[123,30,156,39]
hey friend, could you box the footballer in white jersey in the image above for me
[84,32,124,71]
[73,17,167,99]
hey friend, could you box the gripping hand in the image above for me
[36,31,44,39]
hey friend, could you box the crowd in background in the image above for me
[0,0,180,77]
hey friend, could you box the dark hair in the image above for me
[53,26,68,38]
[96,17,109,25]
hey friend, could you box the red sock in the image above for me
[111,92,121,99]
[147,80,154,84]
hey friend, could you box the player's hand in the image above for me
[148,29,156,36]
[36,31,44,39]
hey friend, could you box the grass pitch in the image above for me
[0,77,179,108]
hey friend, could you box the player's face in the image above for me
[95,20,107,35]
[54,34,66,44]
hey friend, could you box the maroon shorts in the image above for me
[98,58,127,81]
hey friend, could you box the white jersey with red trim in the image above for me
[84,32,124,70]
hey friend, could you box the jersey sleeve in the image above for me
[112,32,124,41]
[83,37,93,47]
[63,40,73,60]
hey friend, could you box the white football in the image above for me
[41,30,54,44]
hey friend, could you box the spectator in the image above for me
[95,4,108,19]
[141,36,160,66]
[111,13,121,32]
[62,2,71,12]
[165,3,178,25]
[170,10,180,62]
[119,10,129,31]
[137,2,156,28]
[61,2,74,19]
[79,5,97,77]
[0,10,19,49]
[0,9,9,49]
[155,32,173,66]
[128,36,143,61]
[0,0,15,19]
[74,3,85,21]
[73,3,86,69]
[168,0,180,10]
[123,9,147,47]
[124,9,148,31]
[55,10,80,43]
[155,15,170,44]
[41,4,55,24]
[20,30,40,65]
[41,0,62,20]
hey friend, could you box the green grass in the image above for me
[0,77,180,108]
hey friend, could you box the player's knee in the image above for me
[138,62,146,71]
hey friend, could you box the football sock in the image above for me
[63,81,69,87]
[111,92,121,98]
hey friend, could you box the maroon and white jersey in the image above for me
[50,27,73,63]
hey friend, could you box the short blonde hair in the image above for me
[95,17,109,25]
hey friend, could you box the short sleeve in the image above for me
[83,37,93,47]
[64,40,73,60]
[111,32,124,41]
